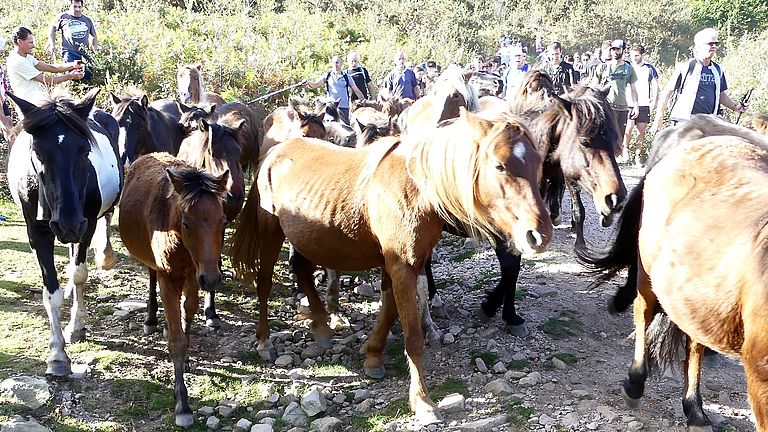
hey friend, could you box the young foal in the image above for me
[577,115,768,431]
[6,89,122,376]
[119,153,229,428]
[177,63,226,106]
[230,109,552,422]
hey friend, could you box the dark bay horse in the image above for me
[576,115,768,431]
[6,89,122,376]
[119,152,229,428]
[229,109,552,423]
[110,91,185,165]
[142,120,245,332]
[177,64,226,106]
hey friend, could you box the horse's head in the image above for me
[355,119,393,148]
[551,87,626,226]
[111,92,152,166]
[294,107,326,139]
[9,89,99,243]
[428,64,480,123]
[509,70,555,114]
[166,165,229,291]
[324,121,356,148]
[409,108,551,254]
[316,98,340,123]
[177,64,203,105]
[177,119,244,222]
[178,102,216,133]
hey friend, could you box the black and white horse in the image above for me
[6,89,122,376]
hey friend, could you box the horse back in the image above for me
[149,99,185,155]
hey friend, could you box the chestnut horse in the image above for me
[260,97,327,157]
[6,89,122,377]
[229,108,552,423]
[176,64,226,106]
[119,153,229,428]
[577,115,768,431]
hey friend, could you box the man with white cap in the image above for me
[651,28,746,134]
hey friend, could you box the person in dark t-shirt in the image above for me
[46,0,99,82]
[346,52,374,101]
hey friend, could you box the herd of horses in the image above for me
[6,62,768,430]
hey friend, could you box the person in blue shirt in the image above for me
[306,55,365,125]
[382,51,421,100]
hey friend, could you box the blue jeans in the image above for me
[62,50,92,82]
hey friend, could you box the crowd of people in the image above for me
[0,0,753,168]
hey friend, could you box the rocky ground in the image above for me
[1,165,757,432]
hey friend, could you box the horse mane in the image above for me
[567,86,618,148]
[405,112,513,243]
[21,94,94,145]
[288,96,312,112]
[166,164,227,212]
[180,123,242,172]
[509,70,555,115]
[433,64,480,112]
[112,90,149,119]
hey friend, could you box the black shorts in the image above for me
[2,100,9,117]
[629,106,650,124]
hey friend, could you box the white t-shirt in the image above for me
[626,63,658,107]
[7,51,47,104]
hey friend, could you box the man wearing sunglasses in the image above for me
[652,28,747,134]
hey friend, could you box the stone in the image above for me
[718,390,732,405]
[0,376,52,409]
[561,412,580,428]
[475,358,488,373]
[352,389,370,403]
[281,402,308,426]
[300,386,327,417]
[69,364,90,380]
[459,414,507,431]
[492,362,507,374]
[355,398,374,413]
[275,355,293,368]
[115,299,147,312]
[504,371,526,381]
[437,393,465,413]
[443,333,455,344]
[206,416,221,430]
[250,425,274,432]
[627,420,644,431]
[596,405,619,422]
[538,414,556,426]
[354,282,375,297]
[463,238,478,249]
[235,418,253,430]
[255,409,281,420]
[449,325,462,335]
[112,309,131,320]
[218,405,234,417]
[518,372,542,386]
[0,416,51,432]
[511,352,527,361]
[309,417,342,432]
[551,357,568,370]
[298,297,312,315]
[570,390,590,399]
[300,343,326,360]
[198,406,216,416]
[482,379,513,396]
[332,393,346,404]
[530,286,557,298]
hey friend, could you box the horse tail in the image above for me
[228,182,261,283]
[574,175,645,284]
[646,312,685,378]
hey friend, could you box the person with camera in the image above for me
[7,26,84,108]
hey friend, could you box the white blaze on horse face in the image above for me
[513,141,528,164]
[58,135,65,146]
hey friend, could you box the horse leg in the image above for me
[182,275,201,369]
[389,262,441,423]
[622,265,655,407]
[543,173,565,225]
[254,213,285,360]
[424,254,448,318]
[492,245,527,337]
[291,251,333,348]
[144,269,159,335]
[682,338,712,431]
[417,273,442,345]
[203,290,220,329]
[566,180,586,242]
[324,268,340,315]
[29,223,72,376]
[158,273,194,428]
[92,213,118,270]
[63,224,96,343]
[364,271,396,379]
[742,317,768,431]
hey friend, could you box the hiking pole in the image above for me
[735,87,754,125]
[247,80,308,104]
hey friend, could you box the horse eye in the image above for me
[579,137,590,146]
[182,221,190,230]
[495,163,505,172]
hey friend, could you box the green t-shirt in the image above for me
[595,62,637,110]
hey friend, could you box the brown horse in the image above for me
[229,108,552,423]
[577,115,768,431]
[260,97,326,157]
[176,64,226,106]
[119,152,229,428]
[754,113,768,136]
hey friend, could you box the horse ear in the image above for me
[177,101,191,113]
[463,70,474,82]
[110,92,121,106]
[356,119,365,131]
[194,63,202,71]
[215,170,230,196]
[198,118,210,132]
[209,105,216,114]
[553,94,573,118]
[295,109,308,121]
[140,95,149,109]
[6,92,38,119]
[165,168,185,195]
[73,87,100,119]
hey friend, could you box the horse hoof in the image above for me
[64,328,86,344]
[205,317,222,329]
[365,366,386,379]
[621,386,641,408]
[46,360,72,377]
[257,348,276,362]
[143,324,158,335]
[425,329,443,346]
[416,409,443,425]
[95,251,118,271]
[175,413,194,428]
[476,307,493,323]
[505,323,529,338]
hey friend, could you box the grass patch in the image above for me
[470,270,500,292]
[451,250,475,262]
[109,378,175,418]
[506,399,534,428]
[384,341,408,378]
[431,377,469,400]
[349,398,409,432]
[538,310,582,340]
[469,349,498,367]
[514,287,528,301]
[506,359,531,370]
[309,362,354,377]
[549,352,578,365]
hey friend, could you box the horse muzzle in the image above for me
[198,271,222,292]
[50,217,88,244]
[599,192,625,227]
